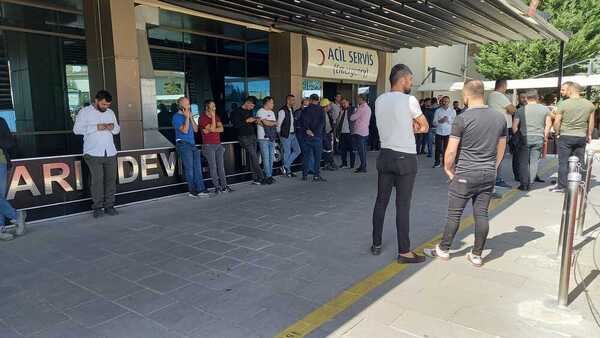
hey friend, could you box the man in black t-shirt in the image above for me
[424,80,507,267]
[231,96,266,185]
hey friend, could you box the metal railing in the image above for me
[557,150,596,307]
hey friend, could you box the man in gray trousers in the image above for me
[74,90,121,218]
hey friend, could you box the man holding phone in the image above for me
[74,90,121,218]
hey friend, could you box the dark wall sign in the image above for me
[8,142,285,221]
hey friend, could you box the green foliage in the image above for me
[475,0,600,79]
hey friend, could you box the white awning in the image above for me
[417,74,600,92]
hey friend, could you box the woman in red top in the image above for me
[199,100,232,194]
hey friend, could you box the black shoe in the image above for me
[223,185,234,193]
[517,184,530,191]
[397,252,426,264]
[259,179,269,185]
[289,172,297,178]
[301,176,308,181]
[534,176,545,183]
[354,168,367,173]
[105,207,119,216]
[370,245,382,256]
[213,188,221,195]
[93,209,104,218]
[313,176,327,182]
[433,163,441,168]
[268,177,276,184]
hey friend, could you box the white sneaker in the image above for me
[466,252,483,267]
[423,244,450,260]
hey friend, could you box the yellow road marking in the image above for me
[274,161,557,338]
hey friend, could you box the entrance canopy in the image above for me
[416,74,600,92]
[160,0,568,51]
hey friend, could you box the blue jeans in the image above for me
[301,137,322,177]
[281,134,301,172]
[353,134,368,171]
[0,164,16,225]
[258,139,275,177]
[422,130,433,155]
[176,141,205,193]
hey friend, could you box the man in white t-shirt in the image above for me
[487,79,516,188]
[371,64,430,264]
[432,96,456,168]
[256,96,278,184]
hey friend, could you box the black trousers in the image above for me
[557,135,587,188]
[372,149,417,254]
[339,133,355,167]
[239,135,265,181]
[439,170,495,256]
[434,134,449,164]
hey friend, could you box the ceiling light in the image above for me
[374,23,378,26]
[293,0,301,3]
[331,11,337,14]
[310,18,316,22]
[370,5,377,10]
[452,15,457,18]
[410,19,415,23]
[383,10,389,14]
[295,15,302,18]
[345,15,351,18]
[257,4,263,8]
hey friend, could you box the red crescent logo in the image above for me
[317,49,325,65]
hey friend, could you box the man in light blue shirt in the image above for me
[73,90,121,218]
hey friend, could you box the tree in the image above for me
[475,0,600,80]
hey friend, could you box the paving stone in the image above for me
[43,282,100,310]
[110,263,161,282]
[187,251,221,264]
[5,306,69,336]
[115,289,176,316]
[148,302,216,334]
[69,271,143,300]
[190,269,244,291]
[231,236,274,250]
[94,312,185,338]
[166,245,206,259]
[170,233,209,245]
[203,256,243,272]
[189,319,260,338]
[137,272,191,294]
[225,247,269,262]
[192,239,238,254]
[151,257,207,278]
[228,263,278,283]
[198,229,245,242]
[127,250,174,265]
[65,298,129,328]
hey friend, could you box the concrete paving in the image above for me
[0,152,598,337]
[329,156,600,338]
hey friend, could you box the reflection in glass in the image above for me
[303,79,322,99]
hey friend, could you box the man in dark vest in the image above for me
[277,94,302,177]
[337,98,355,169]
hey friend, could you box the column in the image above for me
[269,32,303,105]
[84,0,143,150]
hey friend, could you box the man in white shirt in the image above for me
[371,64,429,264]
[256,96,278,184]
[73,90,121,218]
[487,79,517,188]
[432,96,456,168]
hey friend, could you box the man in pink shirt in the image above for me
[350,94,372,173]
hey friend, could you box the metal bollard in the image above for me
[557,168,582,307]
[557,156,582,255]
[576,150,594,236]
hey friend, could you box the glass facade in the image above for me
[147,10,269,142]
[0,1,270,158]
[0,0,87,158]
